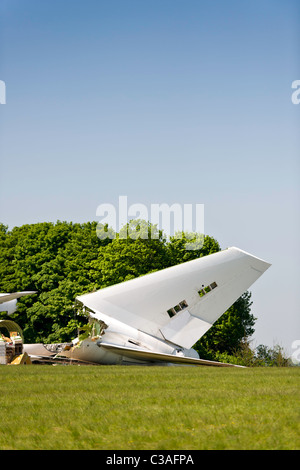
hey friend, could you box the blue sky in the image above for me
[0,0,299,356]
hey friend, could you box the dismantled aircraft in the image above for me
[23,246,271,367]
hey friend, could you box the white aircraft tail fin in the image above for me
[77,247,271,349]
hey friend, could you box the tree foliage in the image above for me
[0,220,256,358]
[211,341,290,367]
[194,291,255,357]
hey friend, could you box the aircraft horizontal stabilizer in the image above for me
[0,291,37,315]
[0,291,37,304]
[100,342,245,367]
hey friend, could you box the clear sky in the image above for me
[0,0,299,357]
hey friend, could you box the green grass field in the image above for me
[0,365,299,450]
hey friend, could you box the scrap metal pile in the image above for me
[0,320,31,365]
[0,319,98,365]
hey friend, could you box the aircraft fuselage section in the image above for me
[60,311,197,365]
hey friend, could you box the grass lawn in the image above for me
[0,365,299,450]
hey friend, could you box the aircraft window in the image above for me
[167,308,176,318]
[167,300,188,318]
[198,282,217,297]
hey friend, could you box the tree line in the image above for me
[0,220,289,366]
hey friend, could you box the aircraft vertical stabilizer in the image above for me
[76,247,271,349]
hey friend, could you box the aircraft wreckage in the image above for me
[2,247,271,367]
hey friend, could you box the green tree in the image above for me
[194,291,255,358]
[90,220,169,287]
[0,221,108,342]
[167,232,220,265]
[254,344,289,367]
